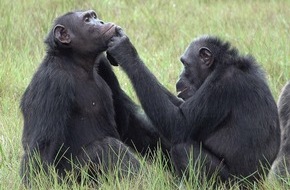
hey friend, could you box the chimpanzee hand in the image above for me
[107,26,138,67]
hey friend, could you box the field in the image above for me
[0,0,289,189]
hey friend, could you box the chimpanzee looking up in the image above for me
[20,10,163,185]
[270,81,290,179]
[107,29,280,183]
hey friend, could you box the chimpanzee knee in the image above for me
[78,137,140,177]
[171,143,229,181]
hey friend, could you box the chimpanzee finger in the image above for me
[115,26,126,37]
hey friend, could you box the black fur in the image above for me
[20,10,163,185]
[270,81,290,178]
[107,32,280,183]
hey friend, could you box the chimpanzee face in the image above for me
[176,41,214,101]
[53,10,116,54]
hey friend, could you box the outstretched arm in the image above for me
[107,28,232,144]
[107,28,185,143]
[97,54,170,153]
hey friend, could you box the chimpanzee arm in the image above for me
[107,33,186,142]
[179,74,233,140]
[96,54,170,152]
[96,53,123,96]
[96,54,135,137]
[107,29,230,143]
[20,63,75,168]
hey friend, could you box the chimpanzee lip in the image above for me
[177,88,188,97]
[103,23,115,35]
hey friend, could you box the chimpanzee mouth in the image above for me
[103,24,115,35]
[177,88,188,97]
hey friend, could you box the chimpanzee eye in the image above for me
[84,16,90,22]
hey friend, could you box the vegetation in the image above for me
[0,0,289,189]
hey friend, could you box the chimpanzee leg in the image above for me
[170,142,229,181]
[78,137,140,178]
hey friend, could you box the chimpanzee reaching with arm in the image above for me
[97,55,168,155]
[20,10,164,186]
[107,28,280,183]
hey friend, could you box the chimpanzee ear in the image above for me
[53,24,71,44]
[199,47,213,66]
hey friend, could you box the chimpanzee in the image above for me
[20,10,164,185]
[107,28,280,183]
[270,81,290,179]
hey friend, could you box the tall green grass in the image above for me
[0,0,289,189]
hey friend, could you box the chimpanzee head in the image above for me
[45,10,116,55]
[176,36,238,101]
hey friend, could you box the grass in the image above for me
[0,0,289,189]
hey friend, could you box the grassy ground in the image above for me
[0,0,289,189]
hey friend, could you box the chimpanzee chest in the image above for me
[75,75,114,116]
[66,75,118,153]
